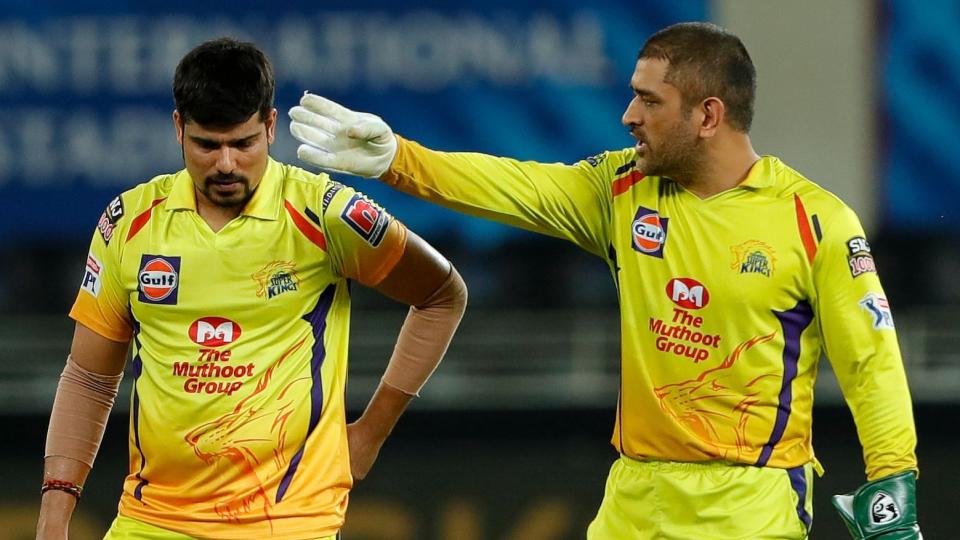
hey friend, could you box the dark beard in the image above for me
[201,173,253,208]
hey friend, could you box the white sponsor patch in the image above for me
[859,292,895,330]
[80,253,102,297]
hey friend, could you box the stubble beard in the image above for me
[636,119,704,185]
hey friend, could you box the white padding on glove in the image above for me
[289,92,398,178]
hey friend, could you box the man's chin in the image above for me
[634,157,657,176]
[206,192,250,209]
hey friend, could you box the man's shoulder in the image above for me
[92,173,179,243]
[766,157,851,215]
[575,148,638,177]
[115,172,180,210]
[277,161,336,200]
[277,161,373,217]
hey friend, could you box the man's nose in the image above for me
[622,98,643,127]
[216,147,236,172]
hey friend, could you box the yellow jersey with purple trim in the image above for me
[384,137,917,480]
[70,158,407,539]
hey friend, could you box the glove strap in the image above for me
[832,471,920,539]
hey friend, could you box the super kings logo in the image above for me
[252,261,300,300]
[341,193,390,246]
[666,277,709,309]
[631,206,668,258]
[189,317,242,347]
[730,240,776,278]
[138,255,181,305]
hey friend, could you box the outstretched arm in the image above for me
[348,231,467,480]
[290,93,616,258]
[37,323,128,540]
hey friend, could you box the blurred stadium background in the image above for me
[1,0,958,538]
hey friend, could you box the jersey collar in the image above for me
[165,158,283,220]
[738,156,778,189]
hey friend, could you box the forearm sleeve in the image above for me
[382,266,467,396]
[44,356,123,467]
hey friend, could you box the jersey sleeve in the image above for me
[813,205,918,480]
[319,182,407,287]
[382,136,615,258]
[69,195,133,342]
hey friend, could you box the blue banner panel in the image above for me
[0,0,705,247]
[881,0,960,230]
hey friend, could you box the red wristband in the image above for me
[41,480,83,500]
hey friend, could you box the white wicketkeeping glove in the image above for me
[288,93,398,178]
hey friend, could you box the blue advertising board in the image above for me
[881,0,960,230]
[0,0,706,247]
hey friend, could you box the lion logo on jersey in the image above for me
[654,332,778,460]
[184,339,312,525]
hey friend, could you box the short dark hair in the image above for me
[173,37,275,127]
[638,22,756,132]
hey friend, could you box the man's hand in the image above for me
[289,93,397,178]
[346,382,414,481]
[832,471,922,539]
[346,418,386,481]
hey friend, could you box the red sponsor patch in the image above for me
[189,317,242,347]
[341,194,389,246]
[666,277,709,310]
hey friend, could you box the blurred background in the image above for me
[1,0,958,538]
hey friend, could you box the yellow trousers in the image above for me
[587,456,813,539]
[103,514,339,540]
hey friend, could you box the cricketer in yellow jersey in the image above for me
[290,21,922,540]
[37,38,467,540]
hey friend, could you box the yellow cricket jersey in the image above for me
[70,158,407,539]
[384,137,917,480]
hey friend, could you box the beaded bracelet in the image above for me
[41,480,83,500]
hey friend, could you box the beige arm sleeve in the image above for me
[382,266,467,396]
[44,355,123,467]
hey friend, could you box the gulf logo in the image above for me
[666,277,709,309]
[189,317,241,347]
[631,206,669,258]
[137,255,181,305]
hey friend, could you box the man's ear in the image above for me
[699,97,725,138]
[265,108,278,144]
[173,110,185,144]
